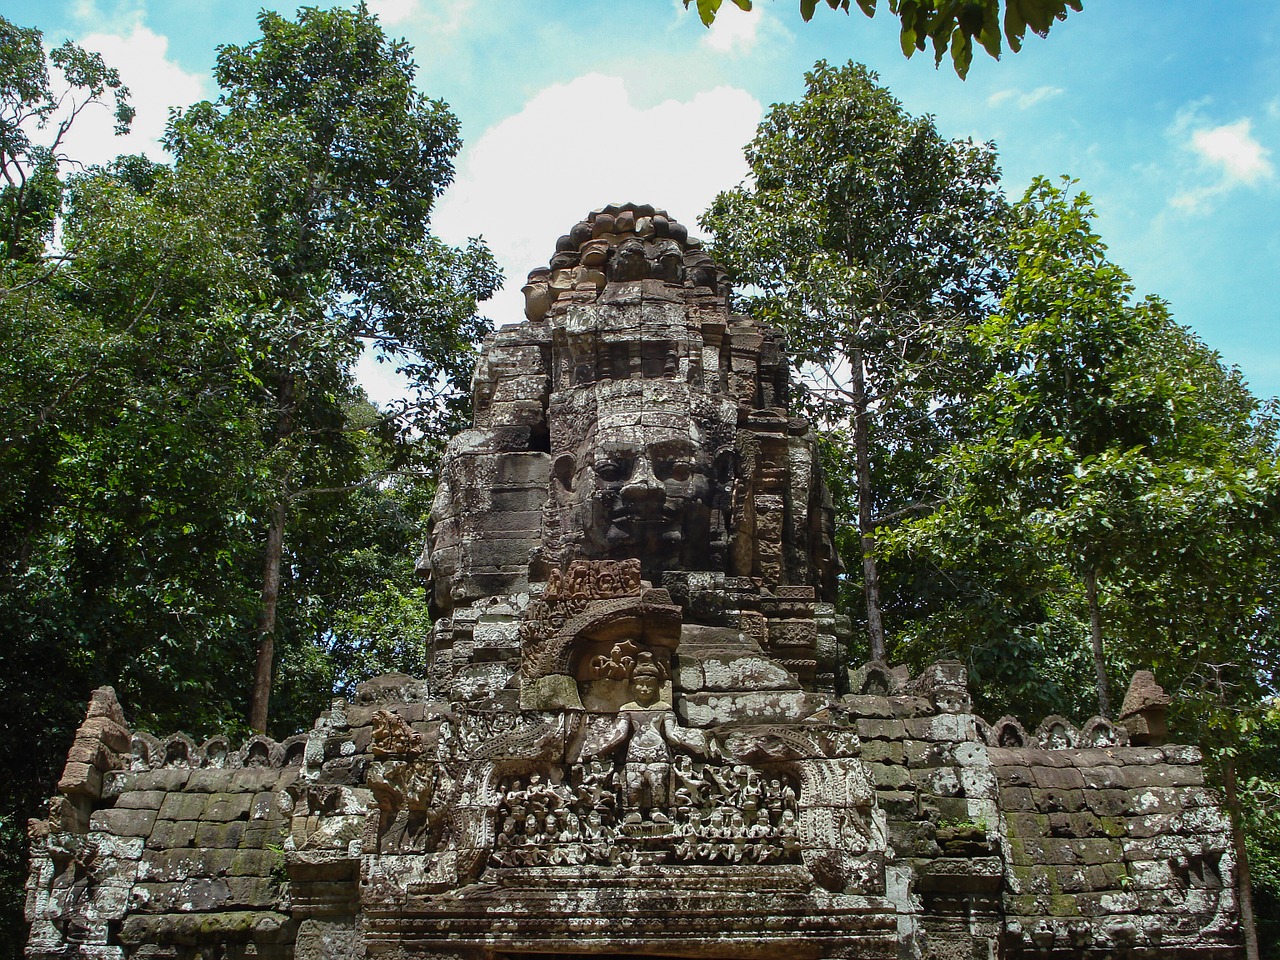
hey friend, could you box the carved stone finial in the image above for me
[1118,669,1171,746]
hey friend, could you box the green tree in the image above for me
[883,178,1280,956]
[164,4,499,730]
[0,16,133,263]
[683,0,1082,78]
[0,9,496,951]
[701,60,1007,661]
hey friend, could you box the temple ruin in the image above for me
[27,204,1243,958]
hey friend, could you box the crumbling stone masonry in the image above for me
[28,205,1243,959]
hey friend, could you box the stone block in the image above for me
[120,769,190,792]
[921,795,969,823]
[116,791,166,811]
[1031,766,1086,791]
[887,820,940,858]
[57,761,103,797]
[194,821,246,848]
[65,737,119,772]
[89,808,156,838]
[78,716,132,754]
[995,765,1035,789]
[158,793,208,822]
[841,695,894,719]
[225,876,280,908]
[676,691,822,727]
[855,718,906,741]
[138,850,200,883]
[867,763,910,789]
[1005,812,1048,838]
[903,714,976,742]
[1032,788,1086,814]
[860,740,904,764]
[1047,811,1104,838]
[132,878,232,913]
[241,820,288,850]
[203,793,253,822]
[1080,765,1125,790]
[184,769,248,793]
[1121,763,1204,790]
[147,820,198,850]
[675,659,704,692]
[876,790,919,819]
[697,651,799,691]
[1072,889,1139,917]
[889,696,935,718]
[1005,863,1056,896]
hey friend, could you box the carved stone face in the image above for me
[558,419,714,574]
[630,675,660,707]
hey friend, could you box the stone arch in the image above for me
[1081,716,1129,748]
[1036,716,1079,750]
[988,716,1029,748]
[200,736,232,769]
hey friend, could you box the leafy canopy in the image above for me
[683,0,1083,78]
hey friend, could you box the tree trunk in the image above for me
[1220,755,1261,960]
[1083,567,1110,717]
[249,498,286,733]
[850,345,886,662]
[249,371,296,733]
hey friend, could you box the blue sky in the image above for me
[11,0,1280,401]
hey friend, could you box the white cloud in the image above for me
[1169,112,1274,214]
[431,73,762,329]
[986,85,1063,110]
[1189,119,1272,186]
[48,25,206,167]
[371,0,476,32]
[366,0,421,26]
[701,5,762,54]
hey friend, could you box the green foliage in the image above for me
[165,4,499,431]
[685,0,1083,78]
[883,177,1280,729]
[0,16,133,262]
[1241,707,1280,956]
[160,4,499,732]
[0,9,498,955]
[703,60,1007,658]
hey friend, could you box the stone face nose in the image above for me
[620,457,664,504]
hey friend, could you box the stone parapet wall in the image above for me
[28,664,1242,959]
[26,690,299,960]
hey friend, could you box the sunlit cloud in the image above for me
[69,0,146,34]
[1170,110,1273,214]
[987,85,1064,110]
[432,73,761,328]
[701,5,761,54]
[369,0,475,31]
[366,0,421,26]
[47,24,206,166]
[1189,119,1272,185]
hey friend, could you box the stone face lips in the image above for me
[26,206,1242,959]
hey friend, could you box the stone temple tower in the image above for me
[420,202,846,713]
[26,205,1244,960]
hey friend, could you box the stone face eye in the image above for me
[592,459,629,483]
[660,460,692,483]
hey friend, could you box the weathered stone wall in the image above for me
[28,669,1242,959]
[26,689,300,959]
